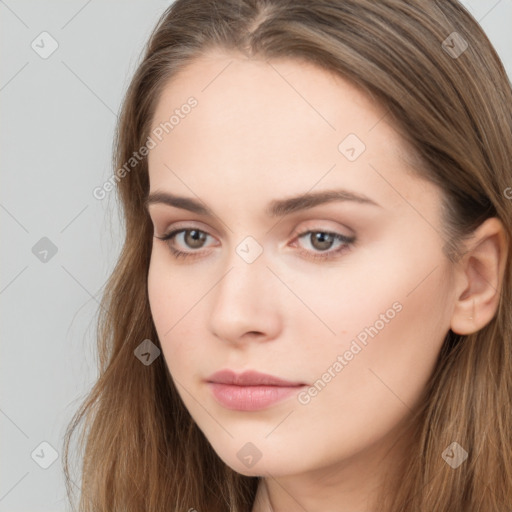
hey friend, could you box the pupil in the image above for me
[313,232,333,251]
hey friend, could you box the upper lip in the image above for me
[206,369,305,387]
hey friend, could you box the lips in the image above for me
[205,369,307,411]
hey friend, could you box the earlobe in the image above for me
[450,217,508,335]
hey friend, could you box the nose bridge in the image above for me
[216,240,269,312]
[220,232,269,295]
[208,238,281,342]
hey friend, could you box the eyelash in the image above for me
[155,227,355,262]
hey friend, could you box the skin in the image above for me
[146,50,507,511]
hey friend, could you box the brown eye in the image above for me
[183,229,208,249]
[309,232,336,251]
[155,228,214,259]
[294,230,356,262]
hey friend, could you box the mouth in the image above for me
[205,369,307,411]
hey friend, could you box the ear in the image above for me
[450,217,509,335]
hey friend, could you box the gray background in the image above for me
[1,1,511,510]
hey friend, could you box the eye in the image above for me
[292,230,355,261]
[155,228,215,260]
[154,227,355,262]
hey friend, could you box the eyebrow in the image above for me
[144,188,381,217]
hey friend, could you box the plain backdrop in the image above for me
[1,0,511,510]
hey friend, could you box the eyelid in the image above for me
[154,219,218,236]
[288,220,355,242]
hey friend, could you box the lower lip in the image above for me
[207,383,305,411]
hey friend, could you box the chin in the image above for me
[214,446,302,478]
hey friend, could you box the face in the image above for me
[146,50,457,479]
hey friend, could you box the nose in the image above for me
[208,249,282,347]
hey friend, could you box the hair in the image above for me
[63,1,512,510]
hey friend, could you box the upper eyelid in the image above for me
[155,217,354,237]
[155,219,219,237]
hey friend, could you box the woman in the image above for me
[64,1,512,510]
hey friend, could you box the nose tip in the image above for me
[208,258,282,347]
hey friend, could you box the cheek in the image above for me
[274,246,450,372]
[294,260,453,455]
[147,248,198,331]
[147,255,172,337]
[147,252,214,382]
[147,255,190,363]
[282,249,453,445]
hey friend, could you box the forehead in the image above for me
[146,50,427,213]
[149,51,390,145]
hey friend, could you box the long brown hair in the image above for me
[63,1,512,510]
